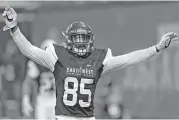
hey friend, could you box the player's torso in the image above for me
[53,45,107,117]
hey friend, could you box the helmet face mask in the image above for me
[63,22,94,58]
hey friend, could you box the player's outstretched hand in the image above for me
[2,6,17,31]
[156,32,178,51]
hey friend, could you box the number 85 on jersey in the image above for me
[63,77,94,107]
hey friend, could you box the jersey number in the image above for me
[63,77,94,107]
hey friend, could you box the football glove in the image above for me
[156,32,178,52]
[2,6,17,31]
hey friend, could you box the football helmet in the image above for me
[62,21,95,57]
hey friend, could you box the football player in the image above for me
[2,6,178,120]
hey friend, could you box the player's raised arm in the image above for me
[103,32,178,73]
[2,6,57,72]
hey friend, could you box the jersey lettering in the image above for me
[63,77,94,107]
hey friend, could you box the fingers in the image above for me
[166,32,179,47]
[169,33,178,38]
[170,33,178,42]
[164,32,178,37]
[159,32,179,49]
[5,5,11,11]
[4,6,12,16]
[163,32,178,41]
[2,6,15,20]
[171,37,178,44]
[10,7,16,14]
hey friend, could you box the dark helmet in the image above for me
[62,21,95,57]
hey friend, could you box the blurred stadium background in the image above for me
[0,1,179,119]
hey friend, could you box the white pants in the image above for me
[35,92,56,119]
[56,115,95,120]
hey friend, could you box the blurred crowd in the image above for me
[1,1,179,119]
